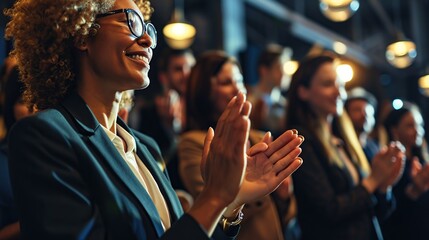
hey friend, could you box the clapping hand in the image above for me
[222,130,303,214]
[406,157,429,200]
[371,141,405,191]
[200,93,251,207]
[188,92,251,233]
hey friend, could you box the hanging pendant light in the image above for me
[319,0,360,22]
[418,68,429,96]
[163,0,196,49]
[385,32,417,69]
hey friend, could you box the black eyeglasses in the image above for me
[96,8,157,49]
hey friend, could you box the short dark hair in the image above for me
[345,87,378,111]
[257,44,284,68]
[158,48,194,72]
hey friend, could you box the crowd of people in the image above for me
[0,0,428,239]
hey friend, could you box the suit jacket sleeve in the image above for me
[293,128,376,225]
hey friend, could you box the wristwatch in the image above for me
[220,210,244,229]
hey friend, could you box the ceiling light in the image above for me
[283,60,299,76]
[385,39,417,69]
[336,63,354,82]
[418,74,429,96]
[163,0,196,49]
[319,0,360,22]
[333,41,347,55]
[392,99,403,110]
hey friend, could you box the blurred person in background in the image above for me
[248,44,288,138]
[136,48,195,192]
[179,50,303,240]
[382,101,429,240]
[286,54,405,240]
[136,48,195,163]
[345,87,381,161]
[0,63,34,239]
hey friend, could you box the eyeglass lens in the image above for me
[127,10,157,48]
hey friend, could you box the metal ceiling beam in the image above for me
[244,0,372,66]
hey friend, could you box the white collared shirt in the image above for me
[102,124,171,230]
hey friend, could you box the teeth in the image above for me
[129,54,148,62]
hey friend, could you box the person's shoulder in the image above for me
[14,109,62,126]
[249,129,266,142]
[10,108,71,138]
[179,130,207,144]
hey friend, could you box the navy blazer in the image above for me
[292,126,393,240]
[8,93,213,239]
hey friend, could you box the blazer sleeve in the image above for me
[292,129,376,225]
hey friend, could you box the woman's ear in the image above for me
[74,37,88,51]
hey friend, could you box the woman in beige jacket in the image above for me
[179,50,301,240]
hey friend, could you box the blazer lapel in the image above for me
[61,93,165,236]
[118,120,183,222]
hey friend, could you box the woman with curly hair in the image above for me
[5,0,303,239]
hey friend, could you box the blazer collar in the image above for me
[61,92,99,135]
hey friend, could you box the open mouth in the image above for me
[126,54,150,66]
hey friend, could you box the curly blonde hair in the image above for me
[5,0,153,110]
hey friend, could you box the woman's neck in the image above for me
[78,86,122,134]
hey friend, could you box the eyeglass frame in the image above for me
[96,8,157,49]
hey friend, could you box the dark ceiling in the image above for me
[150,0,429,127]
[153,0,428,76]
[244,0,428,73]
[2,0,428,107]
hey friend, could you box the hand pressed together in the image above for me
[188,92,303,232]
[224,129,303,214]
[406,157,429,199]
[367,141,405,192]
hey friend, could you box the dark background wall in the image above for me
[2,0,428,139]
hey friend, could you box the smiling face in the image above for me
[346,99,376,134]
[392,109,425,149]
[298,62,345,119]
[266,58,284,88]
[81,0,153,93]
[210,61,246,116]
[164,53,195,96]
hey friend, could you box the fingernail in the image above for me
[297,157,303,164]
[291,129,298,135]
[298,135,305,142]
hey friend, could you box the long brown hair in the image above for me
[185,50,239,131]
[286,54,370,174]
